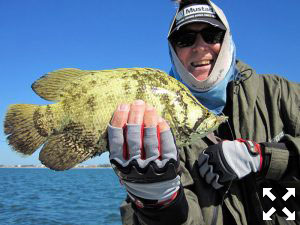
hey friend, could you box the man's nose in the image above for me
[192,34,209,51]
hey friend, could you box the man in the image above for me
[108,0,300,224]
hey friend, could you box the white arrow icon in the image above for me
[263,207,276,220]
[263,188,276,201]
[282,207,295,220]
[282,188,295,201]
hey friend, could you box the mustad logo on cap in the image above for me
[176,5,216,25]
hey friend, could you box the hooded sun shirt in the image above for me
[168,1,237,115]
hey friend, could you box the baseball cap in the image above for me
[169,3,226,36]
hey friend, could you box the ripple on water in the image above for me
[0,168,126,225]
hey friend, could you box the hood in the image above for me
[168,1,237,114]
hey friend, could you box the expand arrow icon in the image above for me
[263,188,276,201]
[263,207,276,220]
[282,188,295,201]
[282,207,295,220]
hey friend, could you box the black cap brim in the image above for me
[171,17,226,36]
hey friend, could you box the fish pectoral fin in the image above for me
[39,133,96,171]
[32,68,91,101]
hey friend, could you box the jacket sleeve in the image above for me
[260,79,300,182]
[119,145,205,225]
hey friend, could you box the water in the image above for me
[0,168,127,225]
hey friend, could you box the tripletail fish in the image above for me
[4,68,226,171]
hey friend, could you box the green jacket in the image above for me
[119,60,300,225]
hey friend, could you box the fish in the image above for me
[4,68,227,171]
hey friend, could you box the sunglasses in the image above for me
[170,27,225,48]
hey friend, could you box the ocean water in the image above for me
[0,168,127,225]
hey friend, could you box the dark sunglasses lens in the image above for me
[171,27,225,47]
[172,32,197,48]
[201,28,224,44]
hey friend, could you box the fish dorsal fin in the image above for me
[32,68,91,101]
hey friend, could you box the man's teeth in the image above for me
[192,60,211,67]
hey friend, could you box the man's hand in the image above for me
[108,100,180,208]
[198,139,263,189]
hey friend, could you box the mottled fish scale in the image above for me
[4,68,226,170]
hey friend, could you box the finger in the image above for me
[143,104,160,161]
[211,175,223,189]
[160,128,177,161]
[205,168,217,184]
[126,100,146,161]
[111,103,130,128]
[198,153,210,177]
[143,126,160,162]
[158,116,170,132]
[158,116,176,161]
[126,124,143,160]
[144,104,158,128]
[108,124,125,162]
[128,100,146,125]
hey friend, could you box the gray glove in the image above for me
[108,124,180,208]
[198,139,262,189]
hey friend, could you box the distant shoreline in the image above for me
[0,167,112,169]
[0,165,112,169]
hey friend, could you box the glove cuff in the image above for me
[259,142,289,180]
[128,191,179,209]
[126,178,181,209]
[131,186,189,225]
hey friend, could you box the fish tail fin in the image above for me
[39,133,96,171]
[4,104,49,155]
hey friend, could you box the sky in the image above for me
[1,0,299,166]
